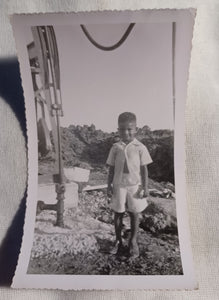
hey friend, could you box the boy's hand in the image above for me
[107,185,113,198]
[137,186,149,198]
[143,189,149,198]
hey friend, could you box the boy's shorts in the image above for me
[110,184,148,213]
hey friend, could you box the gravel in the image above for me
[27,189,183,275]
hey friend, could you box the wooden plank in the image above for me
[82,184,107,191]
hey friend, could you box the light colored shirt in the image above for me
[106,138,153,186]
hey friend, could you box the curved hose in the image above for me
[80,23,135,51]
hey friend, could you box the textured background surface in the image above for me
[0,0,219,299]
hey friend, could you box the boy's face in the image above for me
[118,121,137,143]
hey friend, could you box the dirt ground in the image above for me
[27,188,183,275]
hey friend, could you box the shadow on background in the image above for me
[0,193,26,286]
[0,58,27,137]
[0,58,27,286]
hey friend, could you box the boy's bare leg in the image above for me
[109,212,124,254]
[114,212,124,244]
[129,212,140,257]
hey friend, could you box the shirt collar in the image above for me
[119,138,140,147]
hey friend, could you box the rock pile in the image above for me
[40,124,174,184]
[140,199,177,234]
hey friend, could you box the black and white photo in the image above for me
[11,10,196,290]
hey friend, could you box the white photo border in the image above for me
[11,9,197,290]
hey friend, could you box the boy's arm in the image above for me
[140,165,149,197]
[107,166,114,197]
[106,145,116,197]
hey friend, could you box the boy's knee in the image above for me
[129,211,138,216]
[129,212,139,219]
[115,212,124,216]
[114,212,124,220]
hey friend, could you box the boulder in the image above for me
[140,197,177,234]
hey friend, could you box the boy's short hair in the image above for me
[118,112,136,124]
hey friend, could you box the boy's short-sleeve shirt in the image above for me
[106,138,152,186]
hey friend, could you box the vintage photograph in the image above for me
[26,21,181,276]
[11,10,196,290]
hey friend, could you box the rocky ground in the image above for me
[27,182,183,275]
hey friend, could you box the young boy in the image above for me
[106,112,152,258]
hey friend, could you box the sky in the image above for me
[28,22,174,133]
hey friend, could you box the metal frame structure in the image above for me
[28,26,65,227]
